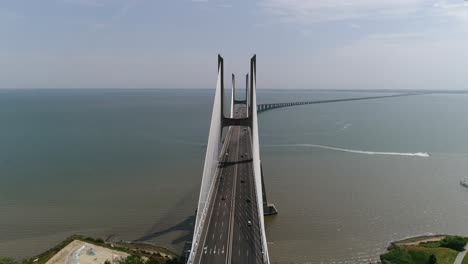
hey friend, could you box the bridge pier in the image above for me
[261,163,278,216]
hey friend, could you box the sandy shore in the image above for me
[46,240,129,264]
[392,234,446,246]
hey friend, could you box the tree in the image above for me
[440,236,468,252]
[427,254,437,264]
[116,255,145,264]
[380,247,414,264]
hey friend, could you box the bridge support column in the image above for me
[231,74,235,118]
[219,55,225,120]
[261,163,278,216]
[246,73,249,116]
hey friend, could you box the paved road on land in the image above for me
[454,246,468,264]
[193,104,263,264]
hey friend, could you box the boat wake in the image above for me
[266,144,430,158]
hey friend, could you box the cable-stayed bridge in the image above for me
[186,55,423,264]
[187,55,275,264]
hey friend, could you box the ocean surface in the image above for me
[1,89,468,263]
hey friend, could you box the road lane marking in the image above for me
[245,127,265,261]
[196,106,263,263]
[226,126,241,264]
[194,126,234,263]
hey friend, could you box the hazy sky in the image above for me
[1,0,468,89]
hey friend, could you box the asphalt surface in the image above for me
[193,104,263,264]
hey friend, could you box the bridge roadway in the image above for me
[193,103,263,264]
[256,92,426,113]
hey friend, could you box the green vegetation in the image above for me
[0,235,178,264]
[427,254,437,264]
[381,247,414,264]
[118,255,146,264]
[0,257,17,264]
[380,237,463,264]
[405,246,455,264]
[115,255,178,264]
[439,236,468,252]
[420,242,441,248]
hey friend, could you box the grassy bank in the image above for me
[0,235,179,264]
[381,235,467,264]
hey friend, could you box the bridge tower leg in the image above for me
[261,163,278,215]
[218,55,226,148]
[249,55,278,216]
[219,55,225,120]
[246,73,249,117]
[231,74,235,118]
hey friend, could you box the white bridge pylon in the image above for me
[187,55,270,264]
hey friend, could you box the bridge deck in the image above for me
[193,104,263,264]
[256,92,425,113]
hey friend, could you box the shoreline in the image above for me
[389,233,449,246]
[10,235,179,264]
[380,233,468,264]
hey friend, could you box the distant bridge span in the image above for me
[256,93,425,113]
